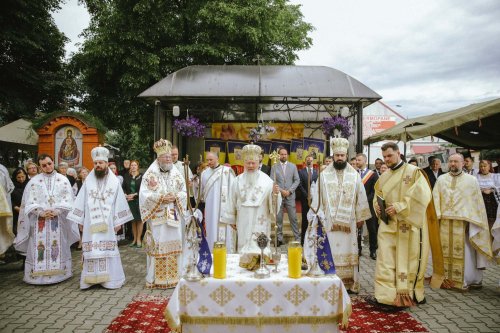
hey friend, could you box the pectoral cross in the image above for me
[399,223,410,233]
[48,196,55,206]
[403,175,412,185]
[398,272,408,282]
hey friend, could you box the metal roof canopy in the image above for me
[138,65,382,152]
[139,65,381,113]
[363,98,500,149]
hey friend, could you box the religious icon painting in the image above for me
[51,219,58,232]
[51,240,59,262]
[99,258,107,272]
[86,259,95,273]
[55,125,83,168]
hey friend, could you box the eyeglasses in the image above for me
[40,162,53,167]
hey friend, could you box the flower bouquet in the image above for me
[173,116,206,138]
[321,116,352,138]
[249,124,276,142]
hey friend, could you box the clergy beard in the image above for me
[159,162,173,172]
[95,168,108,178]
[449,166,462,176]
[333,160,347,170]
[243,170,259,187]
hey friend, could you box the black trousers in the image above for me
[300,199,310,246]
[358,216,378,254]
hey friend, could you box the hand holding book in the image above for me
[377,195,389,225]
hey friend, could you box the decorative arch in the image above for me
[37,115,104,170]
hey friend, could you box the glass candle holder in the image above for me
[288,241,302,279]
[213,241,226,279]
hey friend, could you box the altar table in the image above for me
[165,254,351,333]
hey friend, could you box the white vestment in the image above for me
[67,170,133,289]
[307,164,371,292]
[14,172,79,284]
[201,165,236,252]
[222,171,281,268]
[140,161,187,288]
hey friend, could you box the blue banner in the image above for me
[303,137,326,164]
[270,139,291,156]
[255,141,272,165]
[317,220,335,274]
[204,139,227,164]
[226,140,247,166]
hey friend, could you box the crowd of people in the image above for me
[0,138,498,312]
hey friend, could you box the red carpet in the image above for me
[106,295,428,333]
[105,295,170,333]
[341,297,429,333]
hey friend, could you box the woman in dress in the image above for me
[122,160,143,247]
[476,159,500,232]
[11,168,29,235]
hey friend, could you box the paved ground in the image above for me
[0,242,499,333]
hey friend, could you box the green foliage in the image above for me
[0,0,72,124]
[72,0,313,159]
[106,125,152,167]
[31,111,108,133]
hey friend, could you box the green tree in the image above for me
[72,0,313,158]
[0,0,71,124]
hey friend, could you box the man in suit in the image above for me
[298,154,318,246]
[259,151,270,175]
[356,153,379,259]
[374,158,383,175]
[271,147,300,245]
[423,156,444,189]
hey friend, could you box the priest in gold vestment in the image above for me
[433,153,493,290]
[373,142,431,307]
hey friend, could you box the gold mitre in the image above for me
[153,138,172,156]
[242,143,261,161]
[330,137,349,154]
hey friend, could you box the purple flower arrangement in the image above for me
[173,116,206,138]
[322,116,352,138]
[249,124,276,142]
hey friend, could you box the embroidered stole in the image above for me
[86,173,118,234]
[32,215,64,277]
[323,167,358,232]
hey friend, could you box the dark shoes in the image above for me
[370,252,377,260]
[365,295,406,312]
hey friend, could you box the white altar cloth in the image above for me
[165,254,352,333]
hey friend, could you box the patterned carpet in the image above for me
[341,297,429,332]
[105,294,428,333]
[105,295,170,333]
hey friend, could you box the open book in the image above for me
[377,195,389,225]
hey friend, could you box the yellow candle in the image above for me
[288,241,302,279]
[213,242,226,279]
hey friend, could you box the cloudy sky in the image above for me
[53,0,500,118]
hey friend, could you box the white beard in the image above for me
[159,162,173,171]
[242,170,259,187]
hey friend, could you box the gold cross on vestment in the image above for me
[399,223,410,233]
[257,215,266,225]
[403,175,412,185]
[398,272,408,282]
